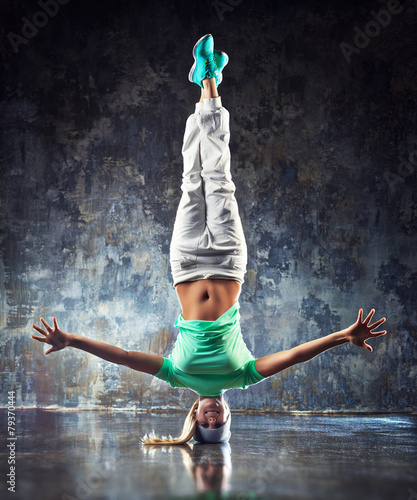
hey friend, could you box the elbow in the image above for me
[122,350,132,367]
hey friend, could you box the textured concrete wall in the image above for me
[1,0,416,411]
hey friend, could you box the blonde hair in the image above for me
[142,398,230,446]
[142,400,199,445]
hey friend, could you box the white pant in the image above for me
[170,97,247,286]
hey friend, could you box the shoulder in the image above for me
[152,357,172,381]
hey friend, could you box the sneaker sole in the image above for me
[188,33,213,84]
[214,49,229,85]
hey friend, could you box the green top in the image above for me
[153,302,266,396]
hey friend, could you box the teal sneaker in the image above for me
[214,48,229,86]
[189,34,221,88]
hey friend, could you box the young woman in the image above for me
[31,35,387,445]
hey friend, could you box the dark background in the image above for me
[1,0,416,411]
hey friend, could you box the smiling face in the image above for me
[194,396,230,429]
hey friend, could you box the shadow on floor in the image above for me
[1,410,416,499]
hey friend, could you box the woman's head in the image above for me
[193,396,229,428]
[142,396,231,446]
[193,396,231,443]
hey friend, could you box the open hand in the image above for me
[31,317,70,355]
[345,309,387,352]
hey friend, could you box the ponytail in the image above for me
[142,400,199,445]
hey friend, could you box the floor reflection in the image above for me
[146,442,232,496]
[0,410,415,500]
[185,443,232,494]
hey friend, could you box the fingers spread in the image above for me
[370,316,385,326]
[371,330,387,337]
[40,317,52,332]
[31,335,46,342]
[32,324,46,336]
[363,341,373,353]
[363,309,375,325]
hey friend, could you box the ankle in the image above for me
[202,78,219,98]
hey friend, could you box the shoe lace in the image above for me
[205,57,219,78]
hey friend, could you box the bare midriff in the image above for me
[175,279,241,321]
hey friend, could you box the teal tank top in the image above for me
[153,302,265,396]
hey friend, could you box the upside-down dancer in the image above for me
[32,35,387,445]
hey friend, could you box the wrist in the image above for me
[332,330,349,345]
[67,333,77,348]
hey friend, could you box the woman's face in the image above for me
[194,396,229,429]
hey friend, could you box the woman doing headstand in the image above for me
[31,35,387,445]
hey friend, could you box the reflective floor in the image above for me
[1,410,416,500]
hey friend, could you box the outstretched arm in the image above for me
[255,309,387,378]
[31,317,164,375]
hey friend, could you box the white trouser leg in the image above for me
[170,103,205,274]
[170,98,247,286]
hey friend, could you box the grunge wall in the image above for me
[1,0,416,411]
